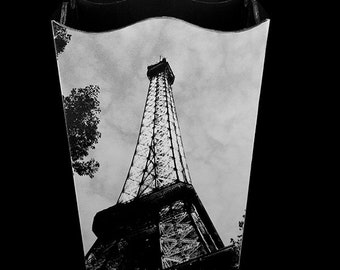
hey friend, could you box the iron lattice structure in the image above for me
[85,58,233,270]
[118,58,191,203]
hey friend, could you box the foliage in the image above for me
[230,213,245,269]
[63,85,101,178]
[52,22,71,58]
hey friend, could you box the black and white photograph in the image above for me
[51,1,270,269]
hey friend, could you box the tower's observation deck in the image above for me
[147,58,175,85]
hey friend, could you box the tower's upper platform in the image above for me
[147,58,175,85]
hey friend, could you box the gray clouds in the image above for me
[56,18,269,253]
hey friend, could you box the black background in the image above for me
[5,1,324,269]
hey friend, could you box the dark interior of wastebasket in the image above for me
[52,0,268,32]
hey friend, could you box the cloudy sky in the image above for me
[55,18,269,254]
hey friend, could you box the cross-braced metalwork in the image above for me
[85,58,228,270]
[118,59,191,203]
[159,200,208,268]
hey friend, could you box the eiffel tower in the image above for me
[85,58,235,269]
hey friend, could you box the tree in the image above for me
[63,85,101,178]
[52,21,71,58]
[230,213,245,269]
